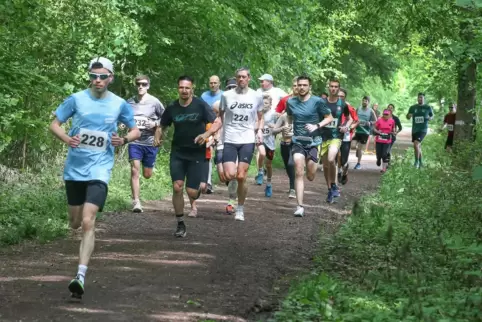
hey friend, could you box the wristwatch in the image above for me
[123,137,128,145]
[316,123,321,129]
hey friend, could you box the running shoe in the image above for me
[68,275,84,299]
[235,210,245,221]
[332,185,340,198]
[174,222,187,238]
[376,159,381,167]
[225,204,235,215]
[288,189,296,199]
[326,189,334,204]
[354,163,361,170]
[255,173,263,185]
[206,183,213,194]
[132,200,143,213]
[265,185,272,197]
[294,205,304,217]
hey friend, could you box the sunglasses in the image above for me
[89,73,110,80]
[136,82,149,88]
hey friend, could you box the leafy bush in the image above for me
[274,133,482,321]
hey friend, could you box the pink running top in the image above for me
[375,118,395,144]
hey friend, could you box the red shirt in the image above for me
[444,113,456,137]
[375,118,395,144]
[341,104,359,141]
[276,95,291,113]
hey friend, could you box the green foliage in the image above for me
[274,133,482,321]
[0,152,172,245]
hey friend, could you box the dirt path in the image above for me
[0,131,412,322]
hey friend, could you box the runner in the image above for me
[353,96,377,169]
[257,73,287,111]
[276,77,298,114]
[386,103,402,163]
[365,102,380,154]
[407,92,434,168]
[373,109,396,173]
[442,103,456,152]
[255,94,277,197]
[158,75,221,237]
[337,87,359,185]
[286,75,333,217]
[319,80,353,203]
[219,67,264,221]
[127,75,164,213]
[200,75,223,194]
[213,78,238,215]
[320,92,328,99]
[49,57,141,299]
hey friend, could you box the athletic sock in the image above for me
[228,199,236,206]
[176,214,184,223]
[237,205,244,212]
[77,265,87,284]
[258,168,263,175]
[267,177,272,185]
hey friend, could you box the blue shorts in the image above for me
[128,144,159,168]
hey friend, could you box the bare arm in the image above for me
[272,114,286,134]
[49,118,74,145]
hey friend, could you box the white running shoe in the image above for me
[288,189,296,199]
[132,200,143,213]
[235,210,245,221]
[294,205,304,217]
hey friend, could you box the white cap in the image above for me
[258,74,274,82]
[89,57,114,74]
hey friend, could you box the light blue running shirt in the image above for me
[200,90,223,107]
[55,89,135,184]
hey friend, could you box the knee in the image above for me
[187,188,201,200]
[69,218,81,230]
[236,170,247,182]
[307,172,315,181]
[295,166,304,177]
[143,169,153,179]
[173,181,184,194]
[131,166,140,178]
[81,216,95,232]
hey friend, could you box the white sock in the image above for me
[237,205,244,212]
[77,265,87,284]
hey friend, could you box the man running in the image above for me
[407,92,434,168]
[353,96,377,169]
[49,57,140,299]
[255,94,277,197]
[127,75,164,213]
[257,73,287,111]
[319,80,353,203]
[200,75,223,107]
[386,103,402,162]
[200,75,223,193]
[219,67,264,221]
[213,78,238,215]
[286,75,333,217]
[442,103,456,152]
[159,76,221,237]
[337,87,359,185]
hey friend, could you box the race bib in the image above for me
[343,131,351,142]
[134,116,148,129]
[78,129,108,151]
[448,124,454,131]
[326,119,339,129]
[262,127,272,136]
[415,116,424,124]
[379,133,390,140]
[233,113,249,124]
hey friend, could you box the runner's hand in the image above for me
[339,126,349,133]
[145,120,157,129]
[68,135,80,148]
[111,133,124,146]
[194,132,210,145]
[305,123,318,133]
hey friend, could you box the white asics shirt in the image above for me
[220,88,263,144]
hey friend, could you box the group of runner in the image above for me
[49,57,441,299]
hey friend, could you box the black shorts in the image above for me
[215,148,224,165]
[170,153,208,189]
[223,143,255,164]
[291,143,318,163]
[352,133,369,145]
[65,180,108,212]
[445,136,454,148]
[263,144,275,161]
[340,141,351,166]
[412,131,427,143]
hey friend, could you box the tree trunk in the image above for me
[454,21,477,146]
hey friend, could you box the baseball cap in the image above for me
[258,74,274,82]
[89,57,114,74]
[225,78,237,89]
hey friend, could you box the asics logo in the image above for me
[230,102,254,110]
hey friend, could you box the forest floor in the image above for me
[0,131,412,322]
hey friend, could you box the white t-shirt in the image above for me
[257,87,288,111]
[261,109,277,150]
[220,88,263,144]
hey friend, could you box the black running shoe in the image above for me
[206,184,213,194]
[341,174,348,185]
[68,275,84,299]
[337,171,342,183]
[174,222,187,238]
